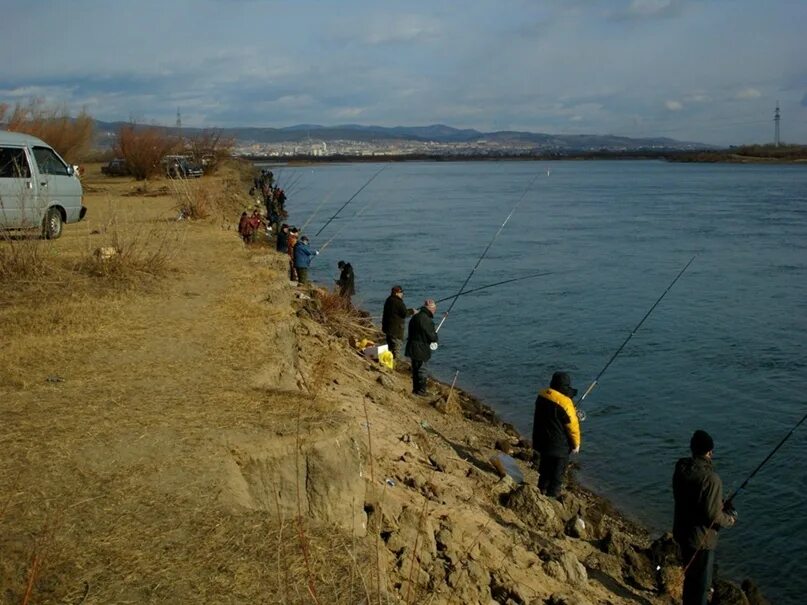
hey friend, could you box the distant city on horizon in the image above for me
[94,119,721,158]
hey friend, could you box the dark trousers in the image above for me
[385,335,403,359]
[537,454,569,498]
[296,267,308,284]
[410,359,428,394]
[681,548,715,605]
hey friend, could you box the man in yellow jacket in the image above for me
[532,371,581,498]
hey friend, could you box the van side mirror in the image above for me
[67,165,75,176]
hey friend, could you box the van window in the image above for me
[0,147,32,178]
[32,146,69,176]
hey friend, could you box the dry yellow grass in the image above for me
[0,163,375,604]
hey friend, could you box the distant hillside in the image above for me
[93,121,709,152]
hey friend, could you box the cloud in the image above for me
[684,92,710,103]
[665,100,683,111]
[802,93,807,108]
[735,87,762,100]
[332,14,441,46]
[611,0,688,21]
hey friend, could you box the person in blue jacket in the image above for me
[293,235,318,284]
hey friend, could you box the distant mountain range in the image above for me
[93,121,710,152]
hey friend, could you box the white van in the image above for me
[0,131,86,239]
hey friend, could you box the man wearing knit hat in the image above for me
[405,299,439,396]
[532,371,581,498]
[673,430,738,605]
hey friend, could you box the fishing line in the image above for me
[368,271,555,323]
[576,255,696,419]
[317,188,385,254]
[300,191,335,231]
[436,172,542,333]
[315,165,387,236]
[434,271,554,304]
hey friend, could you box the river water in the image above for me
[264,159,807,603]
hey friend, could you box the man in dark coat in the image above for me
[336,260,356,304]
[532,371,581,498]
[276,224,289,253]
[673,430,737,605]
[405,299,439,395]
[382,285,415,359]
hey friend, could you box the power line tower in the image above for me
[774,101,780,147]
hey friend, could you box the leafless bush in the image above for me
[186,130,236,174]
[115,124,178,180]
[1,99,94,163]
[170,178,212,220]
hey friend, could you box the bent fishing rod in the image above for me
[436,172,542,333]
[314,165,386,237]
[576,255,697,418]
[726,407,807,504]
[434,271,554,304]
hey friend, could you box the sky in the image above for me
[1,0,805,146]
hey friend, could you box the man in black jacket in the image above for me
[276,224,289,253]
[382,285,414,359]
[673,430,737,605]
[405,299,438,396]
[336,261,356,304]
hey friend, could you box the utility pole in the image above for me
[774,101,780,147]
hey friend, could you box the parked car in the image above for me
[0,131,86,239]
[162,155,203,179]
[101,158,129,176]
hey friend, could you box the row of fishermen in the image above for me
[381,285,736,605]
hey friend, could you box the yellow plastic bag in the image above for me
[357,338,375,350]
[378,350,394,370]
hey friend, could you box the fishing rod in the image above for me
[434,271,554,304]
[682,407,807,573]
[576,255,696,417]
[300,191,335,231]
[436,172,541,333]
[314,165,386,237]
[726,408,807,504]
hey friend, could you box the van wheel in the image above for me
[43,207,63,240]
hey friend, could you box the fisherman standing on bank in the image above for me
[293,235,318,285]
[673,430,737,605]
[532,372,581,499]
[405,299,439,396]
[336,260,356,304]
[382,285,415,360]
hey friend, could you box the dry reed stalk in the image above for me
[0,469,21,522]
[405,496,429,604]
[272,487,289,605]
[294,397,321,605]
[361,395,383,605]
[20,514,59,605]
[444,519,493,605]
[446,370,460,406]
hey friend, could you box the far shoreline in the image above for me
[245,148,807,165]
